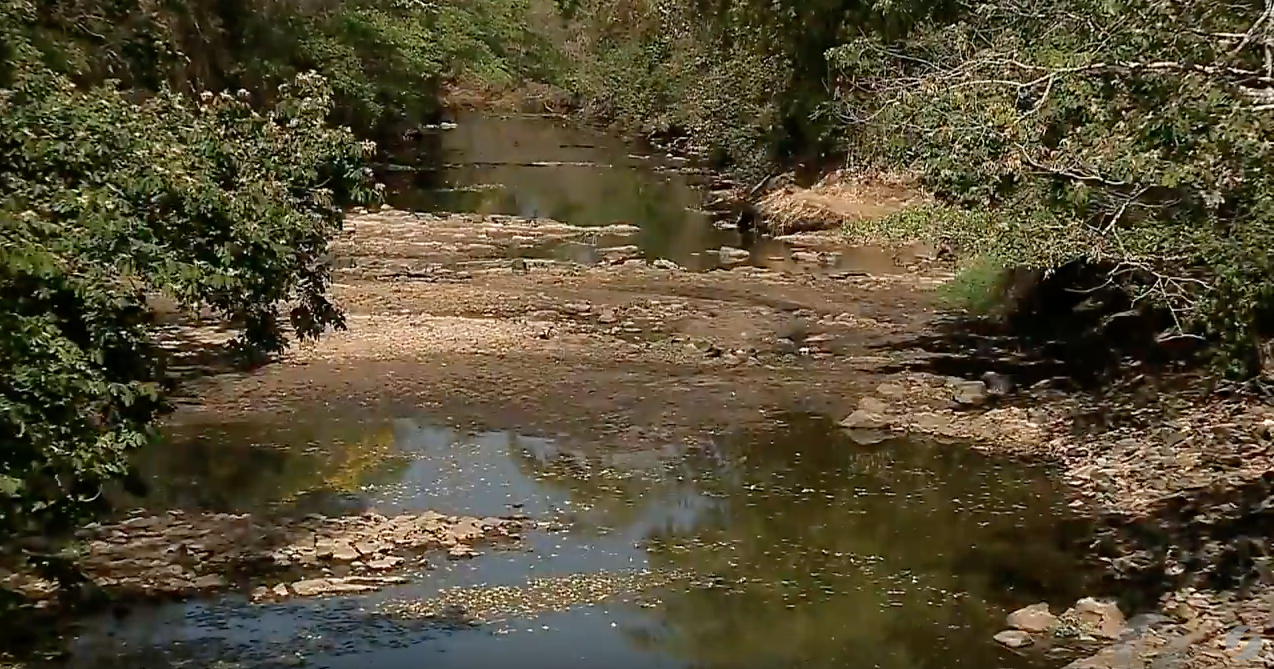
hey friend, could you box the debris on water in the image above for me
[380,570,688,624]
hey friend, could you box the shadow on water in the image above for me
[378,114,774,271]
[56,412,1104,669]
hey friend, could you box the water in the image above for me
[62,413,1100,669]
[375,113,908,273]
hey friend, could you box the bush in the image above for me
[0,7,377,538]
[828,0,1274,376]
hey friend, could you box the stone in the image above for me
[840,409,888,430]
[329,543,361,562]
[599,309,619,324]
[354,539,388,557]
[191,574,227,591]
[272,583,290,598]
[981,371,1014,396]
[718,246,750,264]
[1063,598,1126,640]
[994,630,1034,648]
[366,556,405,571]
[875,382,907,398]
[289,578,379,598]
[447,546,477,560]
[952,380,989,407]
[652,258,682,271]
[1008,603,1059,633]
[792,251,821,264]
[857,396,891,415]
[251,586,271,602]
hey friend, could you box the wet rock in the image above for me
[600,245,641,265]
[652,258,683,271]
[875,382,907,399]
[447,546,477,560]
[791,251,822,264]
[840,409,889,431]
[288,575,408,598]
[1008,603,1059,633]
[952,380,989,407]
[981,371,1014,396]
[192,574,227,591]
[718,246,750,265]
[366,556,405,571]
[858,396,891,415]
[1061,598,1126,640]
[994,630,1034,648]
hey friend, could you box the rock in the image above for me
[840,410,889,431]
[366,556,405,571]
[1062,643,1140,669]
[652,258,682,271]
[1008,603,1059,633]
[289,577,382,598]
[875,382,907,399]
[981,371,1014,396]
[952,380,989,407]
[318,541,360,562]
[599,309,619,324]
[272,583,290,599]
[718,246,750,264]
[600,245,641,265]
[251,586,271,602]
[857,396,891,415]
[792,251,821,264]
[510,258,528,274]
[1063,598,1126,640]
[191,574,227,591]
[447,546,477,560]
[994,630,1034,648]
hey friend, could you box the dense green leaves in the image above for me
[0,4,377,539]
[828,0,1274,374]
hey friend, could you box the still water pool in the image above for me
[62,413,1100,669]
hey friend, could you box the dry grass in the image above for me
[759,170,930,235]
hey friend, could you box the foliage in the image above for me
[550,0,953,174]
[827,0,1274,375]
[22,0,553,135]
[0,3,377,540]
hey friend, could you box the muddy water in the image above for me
[375,114,913,273]
[62,413,1099,669]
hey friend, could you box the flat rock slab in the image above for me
[71,509,528,599]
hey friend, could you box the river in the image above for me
[43,114,1102,669]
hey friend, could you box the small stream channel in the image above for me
[69,413,1099,669]
[376,112,918,274]
[42,115,1105,669]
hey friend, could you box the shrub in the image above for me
[0,8,377,537]
[828,0,1274,376]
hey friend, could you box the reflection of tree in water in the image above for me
[511,413,1097,669]
[501,434,715,533]
[135,420,411,515]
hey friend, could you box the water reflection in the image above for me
[377,113,740,269]
[88,413,1097,669]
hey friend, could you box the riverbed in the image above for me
[27,114,1110,669]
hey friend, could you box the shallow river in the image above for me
[54,116,1100,669]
